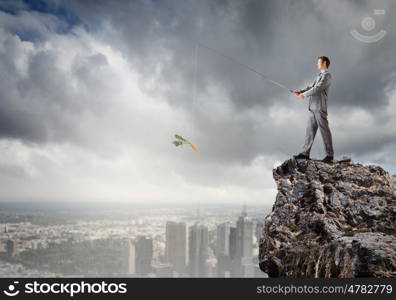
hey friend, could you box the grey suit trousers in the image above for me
[302,110,334,156]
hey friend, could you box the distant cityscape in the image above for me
[0,202,270,278]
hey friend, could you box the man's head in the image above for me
[317,56,330,70]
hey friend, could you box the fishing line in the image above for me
[196,42,293,93]
[193,43,198,105]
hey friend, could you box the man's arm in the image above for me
[298,80,315,94]
[293,80,315,97]
[302,73,331,97]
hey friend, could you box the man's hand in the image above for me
[293,90,305,99]
[293,90,301,96]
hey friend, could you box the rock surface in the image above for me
[258,158,396,277]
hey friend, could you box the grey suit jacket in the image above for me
[299,70,332,113]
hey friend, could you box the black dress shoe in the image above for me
[294,153,310,159]
[322,156,334,163]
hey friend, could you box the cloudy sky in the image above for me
[0,0,395,205]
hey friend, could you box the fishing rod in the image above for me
[196,42,293,93]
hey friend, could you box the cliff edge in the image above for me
[258,158,396,277]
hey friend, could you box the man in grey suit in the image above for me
[293,56,334,163]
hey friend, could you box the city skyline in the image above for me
[0,202,268,278]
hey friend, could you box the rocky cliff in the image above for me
[258,158,396,277]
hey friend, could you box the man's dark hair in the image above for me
[318,56,330,67]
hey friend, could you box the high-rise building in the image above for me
[230,202,254,277]
[229,226,237,261]
[216,222,231,277]
[216,253,231,277]
[135,236,153,276]
[240,256,255,277]
[188,223,209,277]
[128,239,135,275]
[255,220,264,245]
[216,222,230,256]
[6,239,17,257]
[236,203,253,259]
[165,221,187,274]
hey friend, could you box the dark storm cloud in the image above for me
[66,0,396,109]
[0,28,114,145]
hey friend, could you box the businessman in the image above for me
[293,56,334,163]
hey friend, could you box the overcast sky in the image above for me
[0,0,395,205]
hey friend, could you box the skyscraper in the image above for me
[128,239,135,275]
[216,223,231,277]
[255,220,264,245]
[188,223,209,277]
[135,236,153,276]
[236,203,253,259]
[231,202,253,277]
[165,221,187,274]
[229,226,237,261]
[216,222,230,256]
